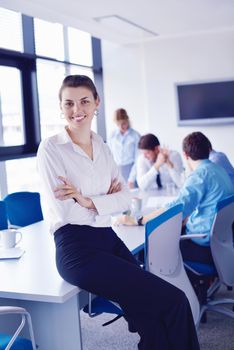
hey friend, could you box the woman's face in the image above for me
[60,86,99,129]
[116,120,129,133]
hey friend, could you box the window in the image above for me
[34,18,64,60]
[68,27,93,66]
[0,7,23,52]
[0,66,24,146]
[0,7,103,196]
[5,157,39,193]
[36,59,66,139]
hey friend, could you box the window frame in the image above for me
[0,49,41,160]
[0,12,104,162]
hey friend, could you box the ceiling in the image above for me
[2,0,234,44]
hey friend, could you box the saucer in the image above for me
[0,247,25,260]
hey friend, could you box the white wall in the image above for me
[102,29,234,163]
[102,41,149,140]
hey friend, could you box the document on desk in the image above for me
[146,196,176,209]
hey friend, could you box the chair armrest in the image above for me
[0,306,27,315]
[180,233,207,240]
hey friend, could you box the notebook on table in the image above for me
[0,247,25,260]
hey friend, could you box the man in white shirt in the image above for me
[136,133,184,191]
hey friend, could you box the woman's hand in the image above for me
[54,176,96,209]
[128,181,135,189]
[114,208,166,226]
[113,214,137,226]
[107,179,122,194]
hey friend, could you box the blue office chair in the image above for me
[83,293,123,326]
[0,201,8,230]
[4,192,43,227]
[0,306,36,350]
[145,204,200,326]
[183,194,234,324]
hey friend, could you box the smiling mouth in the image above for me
[71,115,86,121]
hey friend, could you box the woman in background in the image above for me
[109,108,140,188]
[37,75,200,350]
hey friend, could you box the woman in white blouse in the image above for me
[37,75,199,350]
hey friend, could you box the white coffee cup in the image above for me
[131,197,142,215]
[0,229,22,249]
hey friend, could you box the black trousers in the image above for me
[180,239,213,265]
[54,224,200,350]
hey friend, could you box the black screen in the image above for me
[177,81,234,124]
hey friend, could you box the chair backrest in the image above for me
[145,204,200,325]
[4,192,43,227]
[210,194,234,286]
[0,201,8,230]
[145,204,183,275]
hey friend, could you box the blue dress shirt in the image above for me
[209,150,234,187]
[165,159,234,246]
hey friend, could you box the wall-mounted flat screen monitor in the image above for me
[176,80,234,126]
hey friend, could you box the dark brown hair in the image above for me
[138,133,160,150]
[182,132,210,160]
[59,75,99,101]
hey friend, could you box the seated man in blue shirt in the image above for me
[119,132,234,265]
[170,132,234,265]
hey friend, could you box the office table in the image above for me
[0,188,176,349]
[0,220,144,350]
[130,187,178,210]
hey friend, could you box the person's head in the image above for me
[138,133,160,162]
[113,108,130,133]
[182,132,211,162]
[59,75,100,128]
[203,134,212,151]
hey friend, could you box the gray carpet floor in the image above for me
[80,286,234,349]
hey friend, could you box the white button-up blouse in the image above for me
[37,128,131,233]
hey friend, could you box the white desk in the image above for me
[0,220,144,350]
[130,188,178,209]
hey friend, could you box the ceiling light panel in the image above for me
[94,15,158,42]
